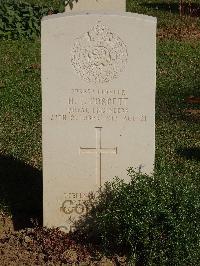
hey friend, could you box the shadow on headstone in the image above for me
[0,155,42,230]
[176,147,200,161]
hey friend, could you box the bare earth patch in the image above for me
[158,24,200,40]
[0,213,126,266]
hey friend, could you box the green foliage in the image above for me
[1,0,199,40]
[0,0,62,39]
[77,170,200,265]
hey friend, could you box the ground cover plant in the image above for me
[0,0,64,39]
[75,170,200,265]
[0,0,200,265]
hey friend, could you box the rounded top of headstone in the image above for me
[70,21,128,83]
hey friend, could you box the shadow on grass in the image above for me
[142,2,200,16]
[0,155,42,230]
[177,147,200,161]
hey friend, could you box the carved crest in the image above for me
[71,22,128,83]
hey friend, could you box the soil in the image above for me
[158,25,200,41]
[0,212,127,266]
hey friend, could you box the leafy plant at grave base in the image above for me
[75,170,200,265]
[0,0,62,40]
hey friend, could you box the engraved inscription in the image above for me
[50,113,147,122]
[71,22,128,83]
[49,88,148,122]
[60,192,97,232]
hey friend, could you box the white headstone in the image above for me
[42,12,157,232]
[65,0,126,12]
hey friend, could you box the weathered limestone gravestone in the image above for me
[42,10,156,231]
[65,0,126,12]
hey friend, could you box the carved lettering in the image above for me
[50,113,148,122]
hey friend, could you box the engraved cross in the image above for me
[80,127,117,188]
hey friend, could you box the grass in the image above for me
[0,40,41,168]
[0,0,199,261]
[156,40,200,174]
